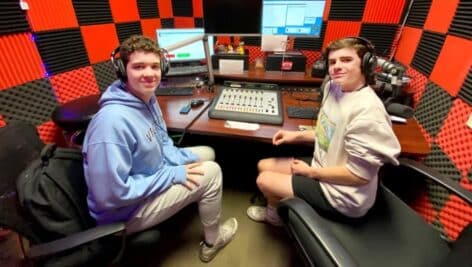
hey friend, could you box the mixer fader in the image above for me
[208,81,283,125]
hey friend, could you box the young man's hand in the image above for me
[183,162,204,190]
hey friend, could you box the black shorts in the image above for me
[291,157,346,220]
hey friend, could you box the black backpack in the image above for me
[16,144,119,266]
[17,144,94,241]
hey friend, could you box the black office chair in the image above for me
[277,158,472,267]
[51,94,101,147]
[0,121,160,266]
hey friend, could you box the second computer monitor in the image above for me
[156,28,214,63]
[261,0,326,37]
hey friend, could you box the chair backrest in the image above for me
[0,120,45,242]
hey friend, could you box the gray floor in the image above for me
[124,188,302,267]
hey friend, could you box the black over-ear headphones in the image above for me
[110,46,170,82]
[324,36,377,84]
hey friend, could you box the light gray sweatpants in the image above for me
[125,146,222,244]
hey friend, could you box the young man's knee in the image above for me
[200,161,222,187]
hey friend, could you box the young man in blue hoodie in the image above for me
[82,35,237,262]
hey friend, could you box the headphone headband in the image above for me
[110,46,170,82]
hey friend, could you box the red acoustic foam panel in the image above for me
[159,0,173,18]
[0,33,45,90]
[323,21,361,49]
[193,0,203,17]
[462,179,472,192]
[323,0,331,20]
[49,67,100,104]
[424,0,459,34]
[439,195,472,240]
[411,190,437,225]
[405,68,428,108]
[394,26,422,67]
[430,36,472,97]
[174,17,195,28]
[363,0,406,23]
[26,0,78,32]
[246,46,264,64]
[302,51,322,69]
[81,24,119,64]
[141,19,162,41]
[37,120,66,145]
[109,0,140,23]
[435,100,472,175]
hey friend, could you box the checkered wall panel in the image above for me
[393,0,472,240]
[0,0,470,241]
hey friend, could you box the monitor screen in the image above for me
[156,28,214,63]
[203,0,262,35]
[261,0,326,37]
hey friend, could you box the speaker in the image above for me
[324,36,377,84]
[110,46,170,82]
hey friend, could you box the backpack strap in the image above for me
[40,144,57,165]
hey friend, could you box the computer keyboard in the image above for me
[166,65,208,76]
[155,87,194,96]
[287,106,319,119]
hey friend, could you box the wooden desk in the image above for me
[159,87,429,158]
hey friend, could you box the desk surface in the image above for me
[158,86,429,158]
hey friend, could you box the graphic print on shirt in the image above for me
[315,109,336,152]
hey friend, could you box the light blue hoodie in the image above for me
[82,80,198,224]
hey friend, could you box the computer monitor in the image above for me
[156,28,214,63]
[261,0,326,37]
[203,0,262,36]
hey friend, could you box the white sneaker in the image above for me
[246,206,283,226]
[199,218,238,262]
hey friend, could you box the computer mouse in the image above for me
[190,99,204,108]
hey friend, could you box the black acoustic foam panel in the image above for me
[405,0,432,28]
[415,81,453,138]
[293,24,326,51]
[411,31,445,77]
[72,0,113,25]
[328,0,366,21]
[92,61,117,93]
[137,0,160,19]
[172,0,193,17]
[161,19,175,28]
[360,24,398,57]
[448,0,472,40]
[116,22,143,43]
[34,29,89,76]
[0,79,57,125]
[0,0,30,35]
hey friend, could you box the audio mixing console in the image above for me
[208,81,283,125]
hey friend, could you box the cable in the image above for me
[175,98,214,146]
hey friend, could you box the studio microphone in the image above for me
[386,102,414,119]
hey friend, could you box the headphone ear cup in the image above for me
[115,58,127,82]
[159,49,170,76]
[362,52,376,84]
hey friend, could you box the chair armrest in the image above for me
[278,197,357,267]
[399,158,472,205]
[28,222,126,258]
